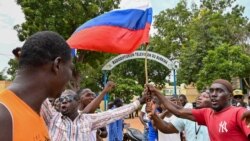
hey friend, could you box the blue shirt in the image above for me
[108,106,124,141]
[148,121,158,141]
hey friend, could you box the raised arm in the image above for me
[40,98,59,125]
[81,81,115,113]
[151,114,179,133]
[147,84,195,121]
[82,94,145,130]
[148,102,179,134]
[90,100,141,130]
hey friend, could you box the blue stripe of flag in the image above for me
[71,48,76,57]
[74,8,152,33]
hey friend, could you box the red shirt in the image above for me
[192,106,250,141]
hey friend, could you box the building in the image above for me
[162,83,199,103]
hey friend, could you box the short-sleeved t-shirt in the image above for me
[192,106,250,141]
[158,115,181,141]
[172,117,210,141]
[184,103,193,109]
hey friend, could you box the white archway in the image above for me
[102,51,178,70]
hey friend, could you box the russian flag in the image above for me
[67,0,152,54]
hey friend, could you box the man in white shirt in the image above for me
[139,104,149,141]
[157,96,181,141]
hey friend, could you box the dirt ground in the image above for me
[124,117,144,132]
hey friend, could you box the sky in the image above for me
[0,0,249,72]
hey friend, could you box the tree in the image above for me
[108,77,143,104]
[7,59,18,81]
[151,0,250,86]
[11,0,119,91]
[0,69,7,81]
[110,58,170,87]
[196,44,250,90]
[151,0,191,58]
[14,0,119,41]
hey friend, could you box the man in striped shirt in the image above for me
[41,81,145,141]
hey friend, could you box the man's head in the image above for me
[18,31,73,98]
[76,88,96,107]
[59,89,79,116]
[209,79,233,112]
[179,94,188,107]
[108,102,114,109]
[233,89,244,106]
[169,96,178,105]
[195,90,211,109]
[113,98,124,108]
[161,95,178,110]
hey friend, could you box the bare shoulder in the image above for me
[0,103,12,141]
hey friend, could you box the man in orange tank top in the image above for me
[0,31,73,141]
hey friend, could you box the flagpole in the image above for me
[144,43,152,115]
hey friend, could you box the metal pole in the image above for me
[173,69,177,96]
[102,71,108,110]
[240,78,243,90]
[144,44,149,84]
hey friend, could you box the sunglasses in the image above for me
[234,95,243,99]
[59,95,75,103]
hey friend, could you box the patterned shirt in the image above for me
[41,99,140,141]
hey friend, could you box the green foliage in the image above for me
[151,0,191,57]
[110,58,170,87]
[12,0,119,90]
[151,0,250,87]
[0,69,7,81]
[196,44,250,90]
[15,0,119,40]
[10,0,166,103]
[108,77,143,104]
[7,59,19,81]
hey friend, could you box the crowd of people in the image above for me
[0,30,250,141]
[144,80,250,141]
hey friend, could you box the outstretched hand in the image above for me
[103,81,115,92]
[145,83,161,96]
[139,84,154,105]
[241,110,250,128]
[145,84,156,93]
